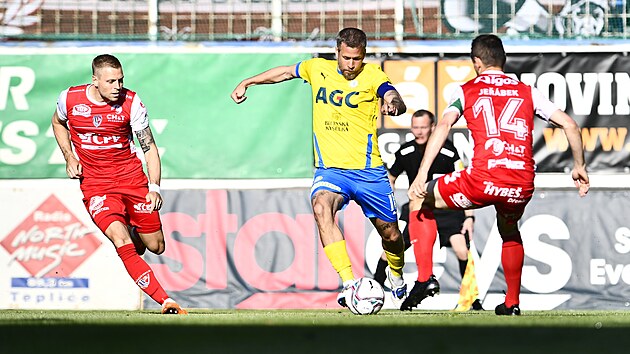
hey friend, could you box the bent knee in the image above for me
[380,224,402,242]
[142,231,166,254]
[497,221,520,240]
[311,201,327,220]
[454,248,468,261]
[143,237,164,254]
[311,193,341,221]
[145,241,164,255]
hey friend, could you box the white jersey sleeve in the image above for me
[130,94,149,132]
[443,85,465,117]
[531,86,558,122]
[56,89,70,121]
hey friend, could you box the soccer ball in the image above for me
[346,277,385,315]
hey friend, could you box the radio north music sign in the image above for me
[0,189,141,310]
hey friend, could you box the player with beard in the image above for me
[231,28,409,308]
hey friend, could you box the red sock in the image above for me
[116,244,169,305]
[409,209,437,282]
[501,239,524,307]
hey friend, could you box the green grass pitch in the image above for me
[1,309,630,354]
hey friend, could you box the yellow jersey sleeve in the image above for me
[299,58,390,169]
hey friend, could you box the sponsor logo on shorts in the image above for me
[450,193,473,208]
[483,181,522,198]
[89,195,109,217]
[72,104,91,117]
[133,203,153,214]
[443,170,463,185]
[135,270,151,289]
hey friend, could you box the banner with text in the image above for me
[135,188,628,311]
[378,53,630,172]
[1,184,628,310]
[3,51,629,179]
[0,52,313,179]
[0,186,141,310]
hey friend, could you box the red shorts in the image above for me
[436,169,534,223]
[80,174,162,234]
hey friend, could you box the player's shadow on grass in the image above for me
[1,324,628,354]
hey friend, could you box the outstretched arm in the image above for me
[231,64,298,104]
[549,110,589,197]
[381,89,407,116]
[51,110,82,179]
[408,110,458,200]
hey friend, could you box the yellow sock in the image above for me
[323,240,354,283]
[384,249,405,278]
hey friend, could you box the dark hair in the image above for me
[412,109,435,124]
[336,28,367,53]
[470,34,506,68]
[92,54,122,75]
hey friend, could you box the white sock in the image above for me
[388,268,404,287]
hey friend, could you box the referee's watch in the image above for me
[464,215,475,222]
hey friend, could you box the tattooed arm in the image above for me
[135,126,162,211]
[135,125,161,184]
[381,89,407,116]
[136,125,161,185]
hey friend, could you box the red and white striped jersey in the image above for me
[444,70,558,186]
[56,84,149,180]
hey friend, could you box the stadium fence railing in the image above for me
[1,0,629,42]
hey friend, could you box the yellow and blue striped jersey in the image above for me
[297,58,390,169]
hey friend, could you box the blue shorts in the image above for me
[310,166,398,223]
